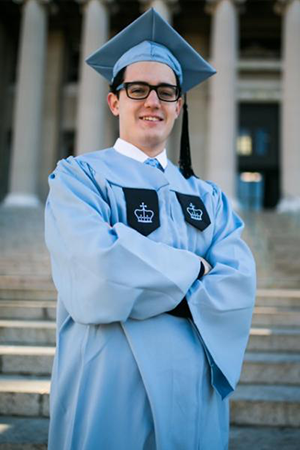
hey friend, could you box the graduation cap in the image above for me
[86,8,216,178]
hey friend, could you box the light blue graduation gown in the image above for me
[45,147,256,450]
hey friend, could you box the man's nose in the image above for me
[144,89,160,107]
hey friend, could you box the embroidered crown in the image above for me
[187,203,203,221]
[134,203,154,223]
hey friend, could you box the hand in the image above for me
[199,257,212,275]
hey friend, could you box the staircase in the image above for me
[230,289,300,449]
[1,283,300,448]
[0,207,300,449]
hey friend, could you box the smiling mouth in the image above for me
[141,116,163,122]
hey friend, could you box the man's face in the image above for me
[107,61,182,156]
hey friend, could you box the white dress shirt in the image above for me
[113,138,168,169]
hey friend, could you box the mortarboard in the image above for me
[86,8,216,178]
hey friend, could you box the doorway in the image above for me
[237,103,280,209]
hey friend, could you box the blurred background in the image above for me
[0,0,300,449]
[0,0,299,211]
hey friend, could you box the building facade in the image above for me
[0,0,299,210]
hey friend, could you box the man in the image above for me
[45,9,256,450]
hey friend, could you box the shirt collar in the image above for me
[113,138,168,169]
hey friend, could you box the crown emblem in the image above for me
[187,203,203,221]
[134,202,154,223]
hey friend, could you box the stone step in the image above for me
[1,300,299,327]
[0,318,298,351]
[2,346,300,386]
[0,376,50,417]
[0,300,56,320]
[0,256,50,264]
[252,306,300,327]
[0,288,56,301]
[258,278,300,290]
[1,420,299,450]
[231,384,300,427]
[0,416,49,449]
[0,265,50,272]
[0,320,56,345]
[0,276,54,290]
[1,343,299,384]
[0,346,55,375]
[256,289,300,307]
[0,260,51,276]
[0,287,298,306]
[0,301,299,327]
[229,426,300,450]
[247,327,300,352]
[0,268,51,277]
[241,352,300,385]
[0,377,299,428]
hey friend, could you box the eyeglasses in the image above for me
[116,82,181,102]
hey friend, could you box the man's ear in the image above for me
[175,96,183,118]
[107,92,120,116]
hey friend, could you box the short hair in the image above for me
[110,68,127,96]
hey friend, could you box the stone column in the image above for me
[0,22,10,201]
[206,0,240,201]
[4,0,48,207]
[276,0,300,211]
[148,0,171,21]
[39,30,65,201]
[75,0,109,155]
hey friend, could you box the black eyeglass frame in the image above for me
[116,81,181,102]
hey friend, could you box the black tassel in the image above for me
[179,94,196,179]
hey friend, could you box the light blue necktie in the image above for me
[144,158,164,172]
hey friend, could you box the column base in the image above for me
[277,196,300,213]
[2,193,41,208]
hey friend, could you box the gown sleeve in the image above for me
[45,156,201,325]
[186,183,256,399]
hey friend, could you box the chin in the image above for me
[143,130,168,143]
[141,135,165,150]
